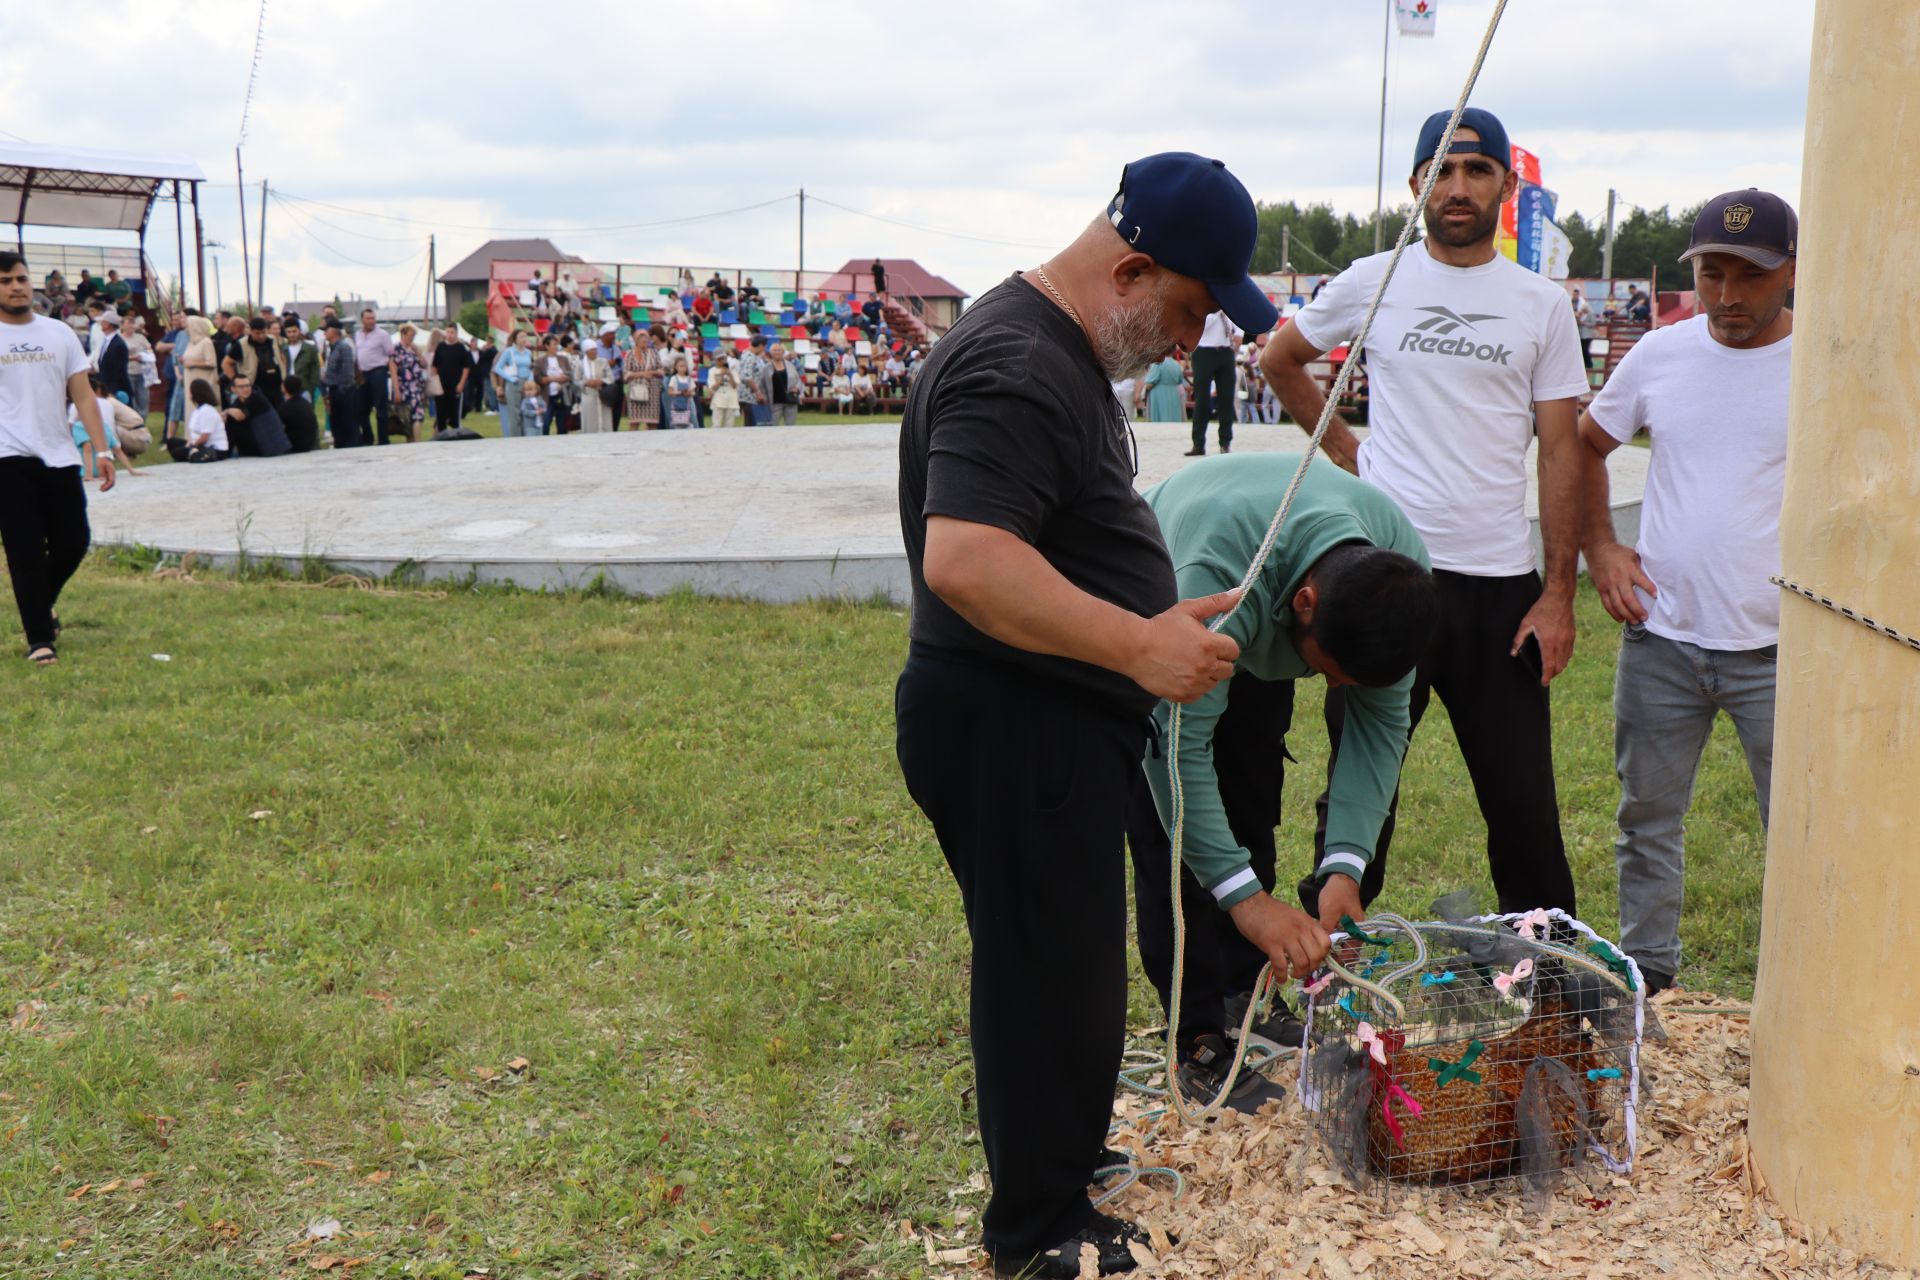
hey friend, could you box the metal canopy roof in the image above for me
[0,143,206,234]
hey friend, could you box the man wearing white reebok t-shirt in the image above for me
[1262,107,1590,919]
[0,250,112,667]
[1579,189,1796,995]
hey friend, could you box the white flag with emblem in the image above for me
[1541,218,1574,280]
[1395,0,1436,36]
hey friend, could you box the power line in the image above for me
[237,0,269,146]
[806,195,1057,250]
[270,189,796,236]
[273,198,426,270]
[269,192,423,244]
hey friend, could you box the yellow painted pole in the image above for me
[1748,0,1920,1265]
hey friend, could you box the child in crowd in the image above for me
[518,381,549,436]
[182,378,229,462]
[69,371,141,478]
[665,357,695,428]
[708,367,741,428]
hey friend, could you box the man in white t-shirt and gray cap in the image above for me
[1262,106,1591,921]
[0,250,113,666]
[1578,188,1797,995]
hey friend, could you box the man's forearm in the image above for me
[1537,428,1581,597]
[1578,437,1618,556]
[1268,363,1361,470]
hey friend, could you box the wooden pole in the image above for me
[1748,0,1920,1267]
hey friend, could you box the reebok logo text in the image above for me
[1397,330,1513,364]
[1398,306,1513,364]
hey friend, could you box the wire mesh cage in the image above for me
[1297,909,1649,1202]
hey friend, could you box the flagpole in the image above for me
[1374,0,1391,253]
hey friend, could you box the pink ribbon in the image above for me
[1302,973,1334,997]
[1515,909,1552,941]
[1356,1021,1389,1065]
[1378,1078,1425,1146]
[1493,957,1535,997]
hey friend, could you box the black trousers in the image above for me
[1308,569,1576,917]
[433,389,463,432]
[895,644,1144,1257]
[1189,346,1237,452]
[0,457,90,650]
[1127,672,1293,1055]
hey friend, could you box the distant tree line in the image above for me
[1249,199,1708,288]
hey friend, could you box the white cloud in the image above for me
[4,0,1814,309]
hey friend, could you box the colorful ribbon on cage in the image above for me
[1360,1023,1422,1147]
[1428,1039,1485,1088]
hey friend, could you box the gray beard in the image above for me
[1091,278,1174,382]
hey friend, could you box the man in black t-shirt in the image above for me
[896,153,1319,1279]
[221,375,291,457]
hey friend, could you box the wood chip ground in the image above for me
[918,994,1916,1279]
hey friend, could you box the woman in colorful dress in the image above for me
[387,324,428,441]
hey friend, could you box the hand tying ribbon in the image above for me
[1338,914,1394,947]
[1514,908,1553,941]
[1586,941,1639,990]
[1428,1039,1485,1087]
[1420,970,1457,987]
[1492,957,1535,997]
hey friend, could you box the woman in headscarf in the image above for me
[387,323,427,442]
[173,315,220,445]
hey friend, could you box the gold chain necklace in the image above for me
[1033,265,1082,328]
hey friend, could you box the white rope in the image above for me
[1161,0,1513,1128]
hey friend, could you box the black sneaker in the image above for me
[1176,1032,1287,1114]
[1223,991,1307,1055]
[1640,967,1676,997]
[1182,447,1204,456]
[991,1210,1166,1278]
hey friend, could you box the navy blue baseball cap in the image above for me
[1412,107,1511,177]
[1104,152,1278,334]
[1680,189,1797,270]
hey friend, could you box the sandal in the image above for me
[26,644,56,666]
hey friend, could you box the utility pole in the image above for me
[1601,187,1617,282]
[797,187,806,296]
[1282,224,1292,273]
[1373,0,1391,254]
[235,148,254,314]
[212,255,224,310]
[428,234,436,322]
[256,178,268,310]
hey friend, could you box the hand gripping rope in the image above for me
[1157,0,1514,1129]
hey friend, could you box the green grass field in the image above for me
[0,565,1765,1278]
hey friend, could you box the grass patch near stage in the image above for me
[0,570,1763,1278]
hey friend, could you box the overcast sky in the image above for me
[4,0,1815,310]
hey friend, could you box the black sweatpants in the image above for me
[895,644,1145,1258]
[433,389,463,432]
[1189,346,1237,452]
[0,457,90,650]
[1127,672,1294,1055]
[1306,569,1575,917]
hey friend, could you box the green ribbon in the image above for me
[1428,1039,1485,1088]
[1587,941,1639,991]
[1339,915,1393,947]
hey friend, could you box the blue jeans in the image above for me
[1613,624,1775,978]
[499,380,527,437]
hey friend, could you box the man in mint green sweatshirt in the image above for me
[1130,451,1437,1108]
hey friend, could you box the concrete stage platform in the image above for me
[90,423,1647,604]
